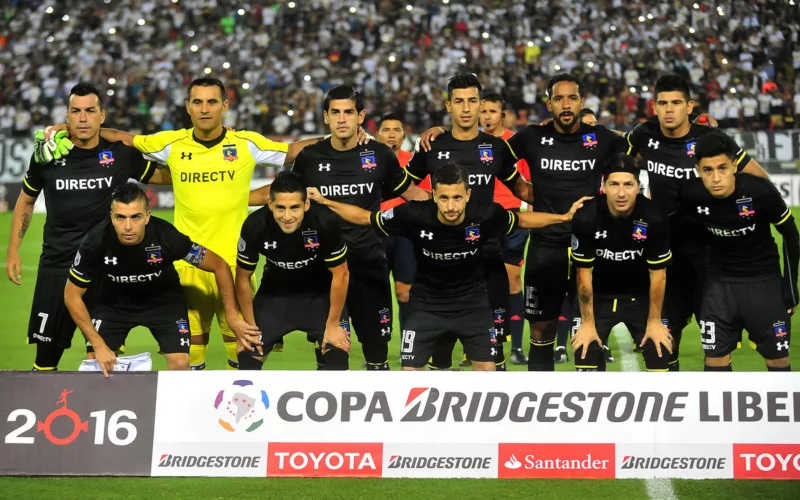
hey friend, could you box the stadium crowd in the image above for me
[1,0,799,138]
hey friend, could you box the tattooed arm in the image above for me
[6,192,37,285]
[570,267,603,362]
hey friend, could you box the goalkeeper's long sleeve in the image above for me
[776,215,800,308]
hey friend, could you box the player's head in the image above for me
[323,85,366,142]
[580,108,598,126]
[603,154,641,216]
[480,92,506,135]
[269,171,309,233]
[446,73,482,131]
[67,82,106,143]
[377,113,404,152]
[546,74,585,132]
[654,74,695,132]
[695,131,737,199]
[110,182,150,245]
[185,76,229,135]
[432,162,471,225]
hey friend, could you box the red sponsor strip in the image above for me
[733,444,800,480]
[498,443,615,479]
[268,443,383,478]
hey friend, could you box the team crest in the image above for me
[632,221,648,240]
[686,141,696,157]
[489,328,498,344]
[98,150,115,166]
[302,230,320,249]
[478,144,494,163]
[582,133,598,148]
[339,319,351,335]
[465,224,481,242]
[145,246,163,264]
[222,144,238,162]
[737,198,755,217]
[774,322,788,338]
[379,308,391,324]
[661,319,670,333]
[493,309,505,327]
[360,151,377,170]
[176,319,189,335]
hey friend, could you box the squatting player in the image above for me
[570,154,673,371]
[625,73,768,370]
[677,131,798,371]
[65,183,254,376]
[235,172,351,370]
[5,82,169,371]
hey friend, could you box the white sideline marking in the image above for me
[612,325,679,500]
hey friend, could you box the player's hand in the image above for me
[94,344,117,377]
[641,319,674,358]
[571,322,602,360]
[306,187,328,205]
[418,126,447,152]
[356,126,373,145]
[789,306,797,316]
[35,130,74,164]
[43,124,69,141]
[322,324,351,354]
[224,126,237,132]
[564,196,594,221]
[229,317,262,352]
[693,113,718,127]
[6,251,21,285]
[538,117,554,126]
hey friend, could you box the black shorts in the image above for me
[383,235,416,284]
[86,303,191,355]
[400,306,497,368]
[524,244,575,322]
[698,278,791,359]
[502,225,529,266]
[247,294,349,355]
[664,245,705,333]
[346,261,393,344]
[28,271,95,349]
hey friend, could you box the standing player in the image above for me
[479,92,531,365]
[406,74,534,371]
[290,86,429,370]
[570,154,673,371]
[65,183,254,376]
[677,131,798,371]
[378,113,430,334]
[308,163,589,370]
[234,172,351,370]
[5,82,168,371]
[625,74,768,370]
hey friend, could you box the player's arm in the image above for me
[285,128,372,164]
[6,191,36,285]
[400,183,431,201]
[234,218,266,350]
[324,262,351,353]
[404,148,429,186]
[249,185,271,206]
[383,151,429,201]
[773,209,800,314]
[148,165,172,185]
[639,218,673,358]
[307,189,372,226]
[99,128,136,147]
[723,133,768,178]
[64,282,116,376]
[571,267,602,361]
[516,196,592,229]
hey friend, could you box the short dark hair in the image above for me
[323,85,364,113]
[603,153,641,183]
[483,92,506,109]
[269,171,307,202]
[580,108,596,117]
[69,82,103,110]
[695,130,737,162]
[546,73,583,99]
[432,162,470,189]
[447,73,482,100]
[379,112,403,128]
[654,73,692,102]
[111,182,148,209]
[187,76,227,100]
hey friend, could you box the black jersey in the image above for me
[22,139,154,274]
[571,195,672,296]
[236,203,347,297]
[68,217,195,310]
[291,139,411,263]
[625,121,752,218]
[371,201,518,311]
[508,123,625,246]
[678,174,793,282]
[405,131,520,205]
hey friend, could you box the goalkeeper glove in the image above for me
[33,129,74,164]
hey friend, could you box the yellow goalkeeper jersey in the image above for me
[133,128,288,266]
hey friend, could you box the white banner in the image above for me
[0,138,32,182]
[770,174,800,207]
[615,443,733,479]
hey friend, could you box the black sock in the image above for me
[495,343,507,371]
[238,354,264,370]
[509,293,524,350]
[362,343,389,369]
[528,342,555,371]
[33,345,64,371]
[555,299,572,348]
[315,342,324,370]
[668,359,680,372]
[398,301,409,333]
[704,363,733,372]
[767,365,791,372]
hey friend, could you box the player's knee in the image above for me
[507,272,523,295]
[191,333,209,345]
[704,354,732,367]
[395,282,411,303]
[574,342,603,372]
[640,340,670,371]
[765,357,790,369]
[34,346,64,371]
[165,354,190,371]
[472,361,496,371]
[322,347,349,370]
[530,320,557,341]
[238,353,266,371]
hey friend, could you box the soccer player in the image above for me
[677,131,798,371]
[289,85,429,370]
[406,74,534,371]
[580,109,598,126]
[235,171,351,370]
[624,74,768,370]
[480,92,531,365]
[308,162,589,371]
[570,154,673,371]
[378,113,430,334]
[41,76,325,371]
[5,82,168,371]
[64,183,255,376]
